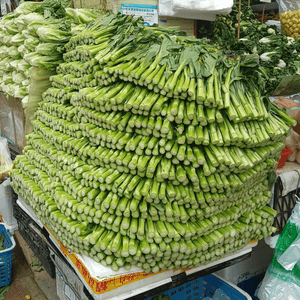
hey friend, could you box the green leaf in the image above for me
[0,285,10,300]
[32,258,42,266]
[268,171,277,186]
[150,203,165,212]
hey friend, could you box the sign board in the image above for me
[121,3,158,26]
[260,0,272,3]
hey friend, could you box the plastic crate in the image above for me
[0,223,16,287]
[272,176,297,235]
[12,201,55,278]
[146,274,251,300]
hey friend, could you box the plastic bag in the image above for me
[258,201,300,299]
[0,107,15,145]
[158,0,218,21]
[0,137,13,185]
[276,0,300,16]
[25,67,55,134]
[277,0,300,38]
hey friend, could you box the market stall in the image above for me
[1,1,300,300]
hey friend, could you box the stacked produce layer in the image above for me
[11,14,296,273]
[0,1,103,104]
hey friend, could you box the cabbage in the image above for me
[27,20,50,37]
[14,2,42,16]
[7,46,21,60]
[27,19,71,37]
[277,59,286,68]
[4,21,18,35]
[21,13,44,25]
[22,30,36,40]
[3,73,13,84]
[11,34,24,47]
[10,60,22,71]
[71,24,86,35]
[0,46,8,59]
[3,36,12,46]
[17,60,31,73]
[72,8,101,24]
[65,8,75,21]
[22,79,30,86]
[36,26,71,43]
[259,37,270,43]
[0,32,5,42]
[18,45,30,57]
[12,71,26,85]
[0,58,13,70]
[22,95,29,109]
[35,43,64,56]
[25,67,33,79]
[14,86,28,99]
[24,38,40,52]
[14,16,26,31]
[260,52,276,62]
[24,52,63,69]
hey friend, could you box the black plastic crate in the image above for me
[8,143,22,161]
[13,201,55,278]
[273,176,298,235]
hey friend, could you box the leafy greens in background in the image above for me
[212,0,300,95]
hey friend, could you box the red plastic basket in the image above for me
[277,146,293,169]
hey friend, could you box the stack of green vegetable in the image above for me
[0,1,103,103]
[11,13,295,274]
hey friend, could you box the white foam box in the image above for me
[215,240,274,285]
[55,254,88,300]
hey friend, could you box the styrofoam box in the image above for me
[55,254,88,300]
[215,240,274,285]
[0,179,17,226]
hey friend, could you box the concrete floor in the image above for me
[2,231,59,300]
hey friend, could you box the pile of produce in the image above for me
[0,1,103,103]
[213,0,300,95]
[280,10,300,39]
[11,13,295,273]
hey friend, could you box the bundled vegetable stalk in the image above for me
[11,14,293,274]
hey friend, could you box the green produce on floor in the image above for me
[11,13,294,273]
[0,233,4,250]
